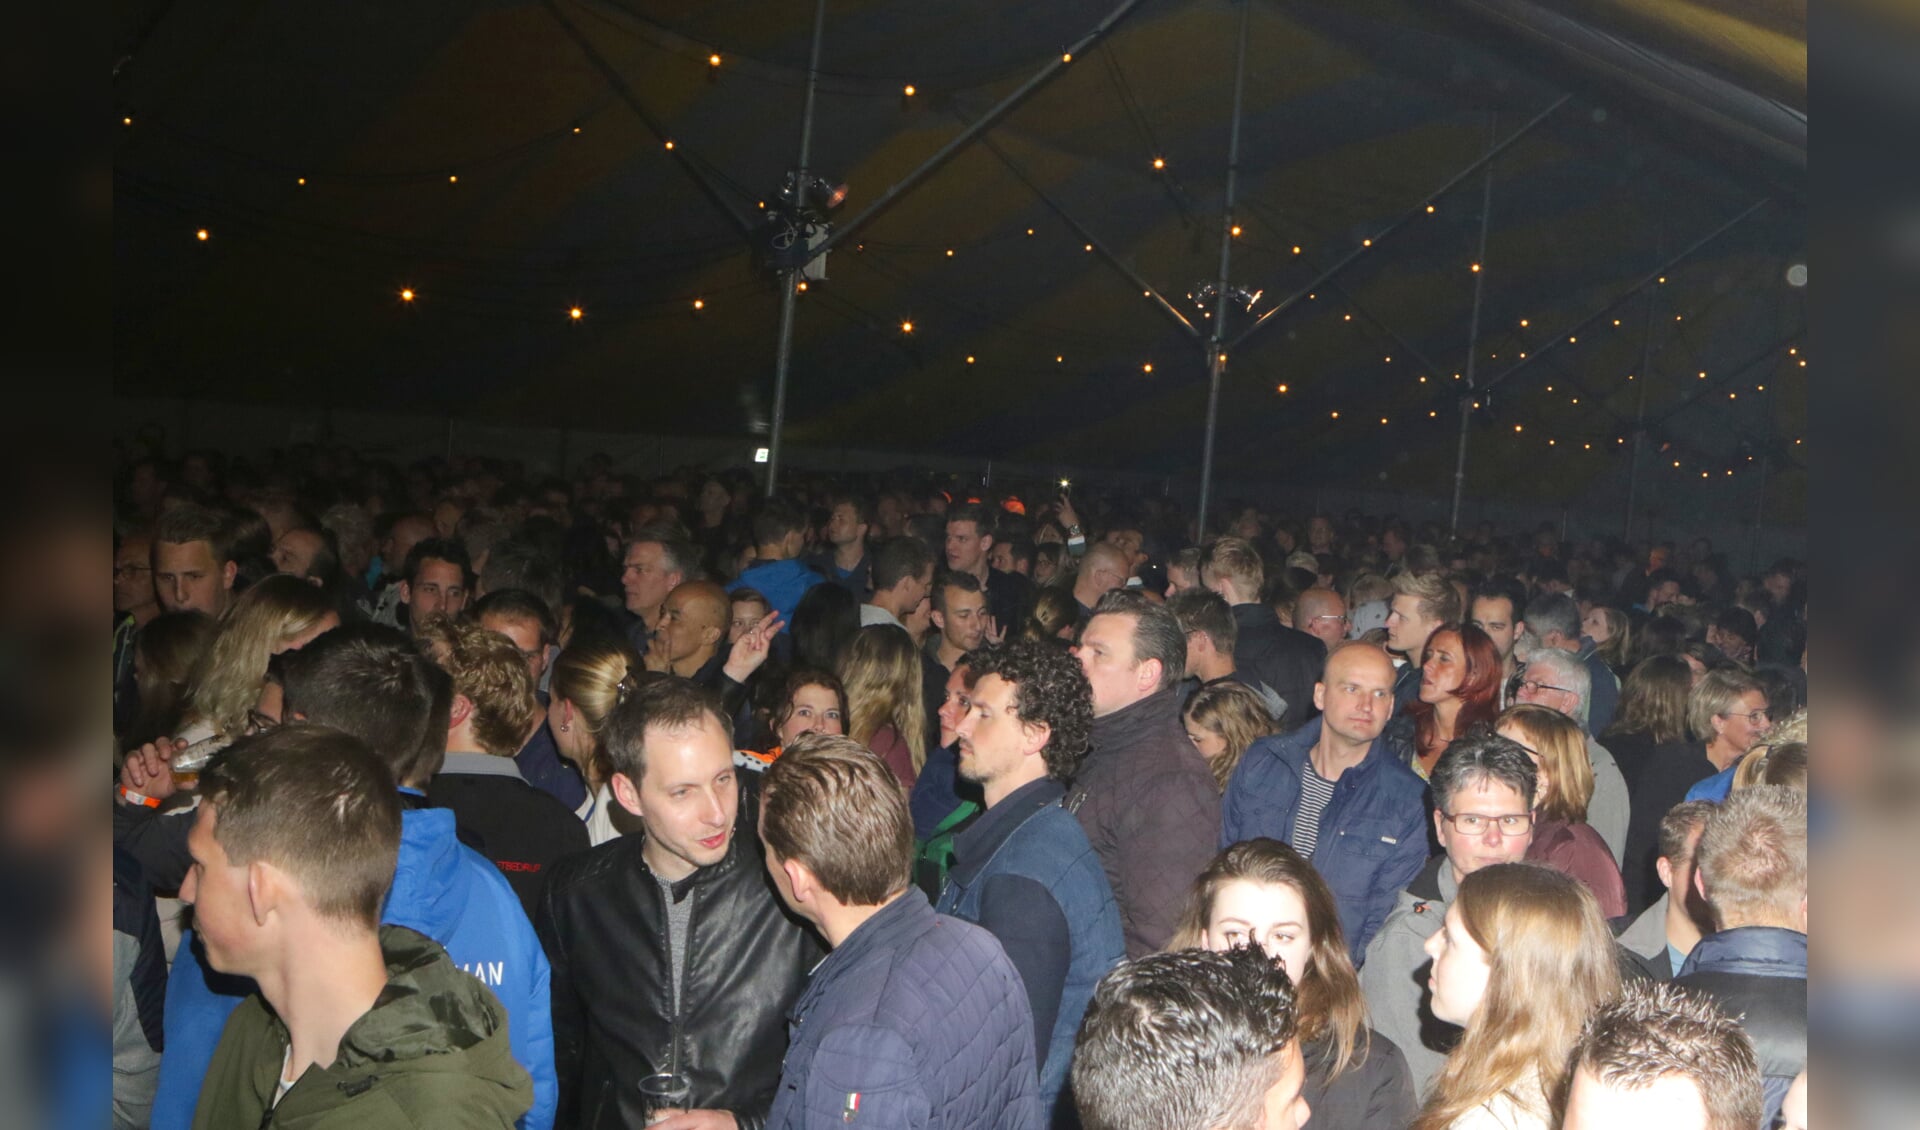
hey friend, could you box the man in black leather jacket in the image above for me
[536,678,824,1130]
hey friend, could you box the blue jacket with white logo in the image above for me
[1221,717,1432,963]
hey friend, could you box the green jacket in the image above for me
[193,925,532,1130]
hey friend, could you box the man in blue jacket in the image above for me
[760,734,1042,1130]
[940,640,1125,1123]
[148,625,557,1130]
[1220,642,1429,963]
[726,500,824,624]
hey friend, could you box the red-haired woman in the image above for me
[1403,623,1502,778]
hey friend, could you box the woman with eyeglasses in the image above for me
[1414,863,1621,1130]
[1620,668,1773,913]
[1495,705,1626,918]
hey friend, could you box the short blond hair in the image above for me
[1199,536,1264,601]
[414,615,537,757]
[1390,571,1462,626]
[1696,785,1806,929]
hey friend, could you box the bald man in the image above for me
[1294,588,1350,651]
[1220,643,1430,959]
[649,580,731,681]
[1072,543,1132,631]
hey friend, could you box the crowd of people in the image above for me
[109,444,1809,1130]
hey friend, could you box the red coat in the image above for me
[1527,816,1627,918]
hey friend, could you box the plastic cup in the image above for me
[640,1072,691,1124]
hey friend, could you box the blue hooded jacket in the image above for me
[1221,717,1432,964]
[148,804,558,1130]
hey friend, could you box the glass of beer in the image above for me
[639,1072,691,1124]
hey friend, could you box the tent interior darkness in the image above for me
[113,0,1806,523]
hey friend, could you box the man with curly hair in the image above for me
[939,639,1126,1124]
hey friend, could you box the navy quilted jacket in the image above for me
[766,890,1042,1130]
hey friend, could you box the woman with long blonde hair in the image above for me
[837,625,928,789]
[1171,839,1416,1129]
[548,634,643,844]
[1182,681,1278,790]
[179,574,338,742]
[1416,863,1621,1130]
[1495,705,1626,918]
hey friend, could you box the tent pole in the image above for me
[765,0,828,499]
[1197,0,1252,541]
[1451,113,1497,536]
[1623,286,1657,539]
[812,0,1148,259]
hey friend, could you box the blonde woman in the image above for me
[1417,863,1621,1130]
[1495,705,1626,918]
[178,574,339,744]
[1171,839,1417,1129]
[548,634,644,844]
[837,625,928,789]
[1182,681,1278,790]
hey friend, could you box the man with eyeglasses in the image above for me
[1361,732,1538,1090]
[1293,587,1350,651]
[1511,648,1630,867]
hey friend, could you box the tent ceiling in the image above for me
[114,0,1805,512]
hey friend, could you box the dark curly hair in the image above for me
[966,638,1094,781]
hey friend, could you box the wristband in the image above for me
[119,785,162,809]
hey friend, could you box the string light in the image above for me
[1143,363,1153,373]
[1056,355,1064,363]
[1292,246,1302,255]
[1383,356,1392,363]
[1518,319,1529,327]
[945,248,955,257]
[448,174,458,183]
[1728,391,1737,399]
[1419,375,1427,383]
[901,320,914,333]
[399,288,415,302]
[1757,384,1766,391]
[903,84,916,97]
[1380,417,1389,425]
[195,229,210,241]
[569,306,584,321]
[1514,424,1524,433]
[710,53,722,67]
[966,355,975,364]
[1061,51,1073,62]
[692,298,704,311]
[1083,243,1093,252]
[1698,371,1707,379]
[795,281,809,293]
[1026,228,1035,236]
[1548,439,1556,446]
[1230,225,1242,237]
[1275,383,1288,393]
[1584,443,1592,449]
[1152,157,1166,170]
[296,177,307,186]
[1426,204,1436,213]
[1362,238,1372,247]
[1343,314,1352,322]
[1330,411,1340,419]
[1612,319,1621,326]
[123,115,133,126]
[664,140,675,150]
[1429,410,1437,417]
[573,126,581,134]
[1568,336,1577,343]
[1470,263,1481,273]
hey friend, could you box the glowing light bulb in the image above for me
[569,306,584,320]
[710,53,722,66]
[1152,157,1165,170]
[1429,410,1437,417]
[1084,243,1092,252]
[692,298,704,310]
[945,249,954,257]
[1143,363,1153,373]
[449,174,458,183]
[1674,461,1682,467]
[664,140,675,150]
[901,320,914,333]
[1061,52,1072,62]
[1699,371,1707,379]
[1383,356,1391,363]
[573,126,581,134]
[1343,314,1352,322]
[1613,319,1622,326]
[1292,246,1302,255]
[123,116,133,126]
[1571,397,1579,404]
[1549,439,1556,446]
[1728,392,1737,399]
[1419,376,1427,383]
[1514,424,1523,433]
[1426,204,1435,213]
[1275,383,1288,393]
[400,288,415,302]
[1056,355,1064,363]
[1026,228,1035,236]
[1230,225,1242,237]
[1568,336,1577,343]
[296,177,307,186]
[966,356,975,364]
[1362,238,1372,247]
[796,281,808,293]
[904,84,916,97]
[1584,443,1592,449]
[1330,411,1340,419]
[1470,263,1481,272]
[195,229,209,241]
[1380,417,1388,425]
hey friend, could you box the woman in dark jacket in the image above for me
[1173,839,1418,1130]
[1601,654,1693,793]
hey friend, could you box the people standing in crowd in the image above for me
[760,735,1043,1130]
[944,502,1035,632]
[1494,704,1626,917]
[1413,863,1621,1130]
[1405,624,1502,778]
[1181,680,1278,790]
[415,615,589,914]
[1070,591,1221,957]
[1615,801,1715,980]
[940,640,1124,1123]
[1294,586,1350,652]
[1169,588,1288,723]
[1674,785,1808,1124]
[620,525,693,656]
[1510,648,1630,866]
[927,571,993,676]
[1200,536,1323,732]
[537,678,824,1129]
[393,537,472,634]
[1623,668,1771,911]
[546,634,643,843]
[1384,573,1463,708]
[1221,643,1428,962]
[172,573,339,749]
[114,530,162,734]
[1601,655,1694,792]
[1362,733,1539,1089]
[1072,945,1312,1130]
[1069,542,1132,628]
[1524,592,1621,735]
[475,589,588,811]
[1561,980,1763,1130]
[808,494,872,602]
[1466,579,1528,696]
[1582,605,1633,677]
[183,727,532,1130]
[643,580,733,684]
[150,622,559,1130]
[727,500,823,624]
[838,624,928,790]
[120,610,216,752]
[1172,840,1417,1129]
